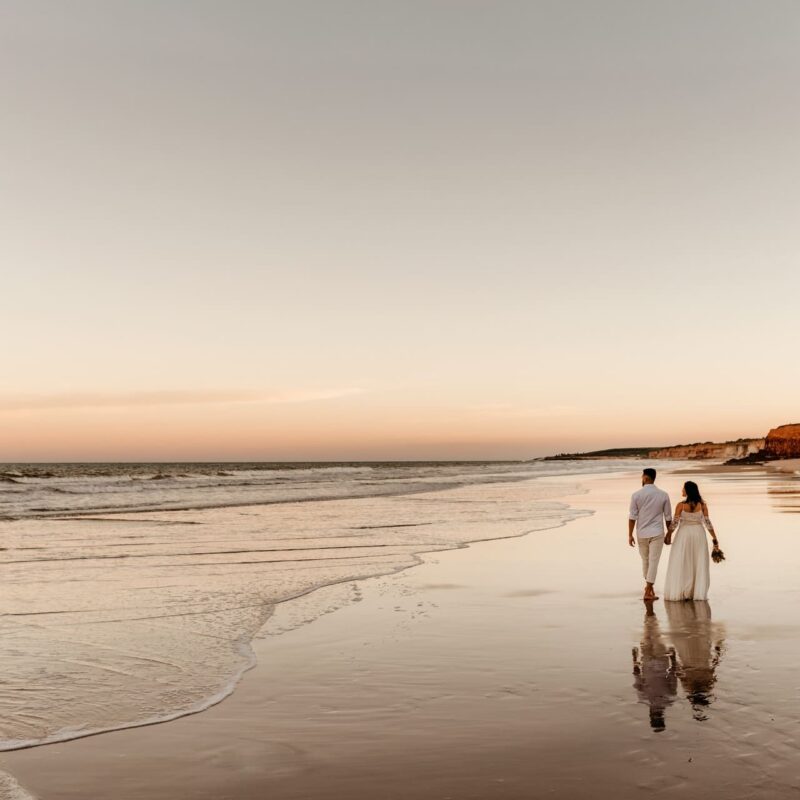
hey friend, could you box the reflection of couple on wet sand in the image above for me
[633,600,725,730]
[628,468,724,602]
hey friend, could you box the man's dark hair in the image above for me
[643,468,657,482]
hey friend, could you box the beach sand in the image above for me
[3,465,800,798]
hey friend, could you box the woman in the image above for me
[664,600,724,721]
[663,481,721,601]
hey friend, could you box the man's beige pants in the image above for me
[637,534,665,584]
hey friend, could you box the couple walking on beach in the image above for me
[628,468,724,602]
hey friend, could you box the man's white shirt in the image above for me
[629,483,672,539]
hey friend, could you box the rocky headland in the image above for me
[725,423,800,464]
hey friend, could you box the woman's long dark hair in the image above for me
[683,481,704,510]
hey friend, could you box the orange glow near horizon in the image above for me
[0,393,782,462]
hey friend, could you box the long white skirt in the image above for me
[664,521,710,601]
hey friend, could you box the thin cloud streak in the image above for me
[463,404,583,418]
[0,388,363,413]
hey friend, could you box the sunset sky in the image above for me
[3,1,799,461]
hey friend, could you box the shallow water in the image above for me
[0,460,646,751]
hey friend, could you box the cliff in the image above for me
[648,439,765,460]
[762,424,800,459]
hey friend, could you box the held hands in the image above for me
[664,522,674,545]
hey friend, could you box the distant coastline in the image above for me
[544,447,663,460]
[544,438,763,461]
[545,423,800,464]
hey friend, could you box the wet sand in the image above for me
[4,466,800,799]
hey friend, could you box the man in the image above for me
[632,600,677,731]
[628,468,672,601]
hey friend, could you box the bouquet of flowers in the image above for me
[711,544,725,563]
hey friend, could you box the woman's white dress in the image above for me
[663,510,711,601]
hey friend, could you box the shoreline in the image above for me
[0,499,589,755]
[0,467,594,755]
